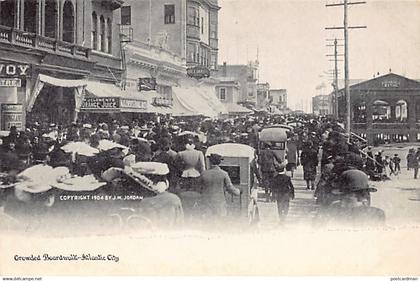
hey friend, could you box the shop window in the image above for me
[24,0,37,33]
[45,0,57,38]
[0,0,15,28]
[91,12,98,50]
[164,5,175,24]
[62,0,75,43]
[121,6,131,25]
[107,18,112,54]
[219,88,226,101]
[100,15,106,52]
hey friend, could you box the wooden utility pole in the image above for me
[344,0,350,138]
[325,0,366,140]
[326,38,343,118]
[334,38,339,118]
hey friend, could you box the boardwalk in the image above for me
[257,166,319,230]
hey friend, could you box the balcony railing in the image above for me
[0,25,90,59]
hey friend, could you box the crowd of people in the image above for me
[1,112,416,229]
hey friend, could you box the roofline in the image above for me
[337,73,420,92]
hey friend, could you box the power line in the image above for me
[325,0,367,139]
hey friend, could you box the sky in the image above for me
[217,0,420,111]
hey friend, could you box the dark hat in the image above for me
[339,169,377,193]
[208,153,223,165]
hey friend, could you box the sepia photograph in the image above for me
[0,0,419,278]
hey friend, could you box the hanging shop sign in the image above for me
[152,97,173,107]
[138,78,157,91]
[187,65,210,79]
[0,78,21,87]
[81,97,120,110]
[81,97,148,112]
[120,98,147,110]
[1,104,23,131]
[0,63,30,77]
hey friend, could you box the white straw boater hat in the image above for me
[131,162,169,175]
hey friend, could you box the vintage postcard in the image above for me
[0,0,419,277]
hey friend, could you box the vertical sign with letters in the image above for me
[1,104,23,131]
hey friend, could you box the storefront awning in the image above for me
[197,84,228,115]
[28,74,87,112]
[225,103,253,114]
[172,86,214,117]
[38,74,87,88]
[172,83,226,118]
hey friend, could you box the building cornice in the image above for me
[188,0,220,10]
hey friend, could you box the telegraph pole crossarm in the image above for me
[326,1,366,7]
[325,0,366,140]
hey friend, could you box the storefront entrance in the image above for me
[27,85,76,126]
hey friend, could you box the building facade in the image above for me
[214,77,250,115]
[337,73,420,144]
[186,0,219,71]
[0,0,124,132]
[119,0,225,118]
[213,62,259,107]
[268,89,288,112]
[312,94,332,116]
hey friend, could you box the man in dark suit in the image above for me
[258,143,283,201]
[269,164,295,223]
[199,154,241,223]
